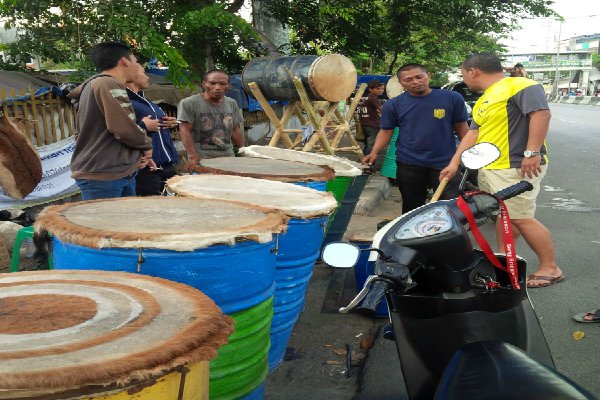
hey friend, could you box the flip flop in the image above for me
[573,309,600,323]
[526,274,565,288]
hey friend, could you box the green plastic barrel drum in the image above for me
[380,128,399,180]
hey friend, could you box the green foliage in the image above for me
[0,0,260,87]
[0,0,559,86]
[593,54,600,70]
[172,3,261,77]
[266,0,558,75]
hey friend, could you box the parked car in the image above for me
[443,81,483,125]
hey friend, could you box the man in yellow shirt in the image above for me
[441,53,563,288]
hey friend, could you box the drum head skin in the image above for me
[190,157,335,183]
[386,75,404,99]
[239,146,363,177]
[309,54,357,102]
[167,175,338,219]
[34,197,287,251]
[0,270,233,396]
[0,117,42,199]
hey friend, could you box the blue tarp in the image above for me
[1,86,66,106]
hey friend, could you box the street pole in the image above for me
[552,21,562,97]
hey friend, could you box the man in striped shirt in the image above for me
[69,41,153,200]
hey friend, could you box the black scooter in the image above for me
[322,143,596,400]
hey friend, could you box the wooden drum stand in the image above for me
[246,79,366,158]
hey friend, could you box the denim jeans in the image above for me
[396,161,461,214]
[135,164,176,196]
[76,173,137,201]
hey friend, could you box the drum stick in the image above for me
[430,177,449,203]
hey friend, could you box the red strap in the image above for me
[457,193,520,290]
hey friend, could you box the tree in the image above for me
[593,54,600,70]
[0,0,262,85]
[0,0,560,85]
[265,0,559,75]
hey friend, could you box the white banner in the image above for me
[0,137,79,209]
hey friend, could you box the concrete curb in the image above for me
[548,95,600,106]
[353,175,392,216]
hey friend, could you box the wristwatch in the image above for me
[523,150,542,157]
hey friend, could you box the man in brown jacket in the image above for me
[69,41,154,200]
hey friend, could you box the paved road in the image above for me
[525,102,600,394]
[358,102,600,398]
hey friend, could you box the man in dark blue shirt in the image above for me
[126,70,179,195]
[363,63,469,213]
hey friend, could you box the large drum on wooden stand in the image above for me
[167,175,338,372]
[0,270,232,399]
[241,55,357,102]
[189,157,335,192]
[35,197,287,400]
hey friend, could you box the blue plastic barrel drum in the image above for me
[36,196,284,400]
[166,174,338,372]
[239,145,368,242]
[188,156,335,192]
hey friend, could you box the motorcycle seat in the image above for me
[434,341,596,400]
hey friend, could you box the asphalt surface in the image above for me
[266,102,600,399]
[523,102,600,393]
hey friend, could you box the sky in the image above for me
[503,0,600,53]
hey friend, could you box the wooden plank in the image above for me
[247,81,296,149]
[293,104,307,125]
[321,102,338,125]
[56,97,67,141]
[64,101,74,137]
[317,130,335,155]
[247,82,282,129]
[268,129,282,147]
[36,94,51,145]
[292,76,321,131]
[280,103,296,126]
[345,83,367,121]
[20,89,39,146]
[0,89,8,118]
[334,146,362,151]
[29,92,45,145]
[47,94,59,143]
[276,104,297,148]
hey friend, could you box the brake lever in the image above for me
[339,275,392,314]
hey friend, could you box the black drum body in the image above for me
[241,55,357,102]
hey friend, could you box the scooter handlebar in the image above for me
[493,181,533,201]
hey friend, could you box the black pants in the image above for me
[395,161,461,214]
[135,164,176,196]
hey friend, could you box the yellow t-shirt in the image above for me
[472,77,549,169]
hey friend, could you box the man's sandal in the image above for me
[573,309,600,323]
[526,274,565,288]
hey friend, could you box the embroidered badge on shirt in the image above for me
[433,109,446,119]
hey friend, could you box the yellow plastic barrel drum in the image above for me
[0,270,233,400]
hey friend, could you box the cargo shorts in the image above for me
[477,164,547,220]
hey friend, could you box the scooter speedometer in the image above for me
[394,207,453,239]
